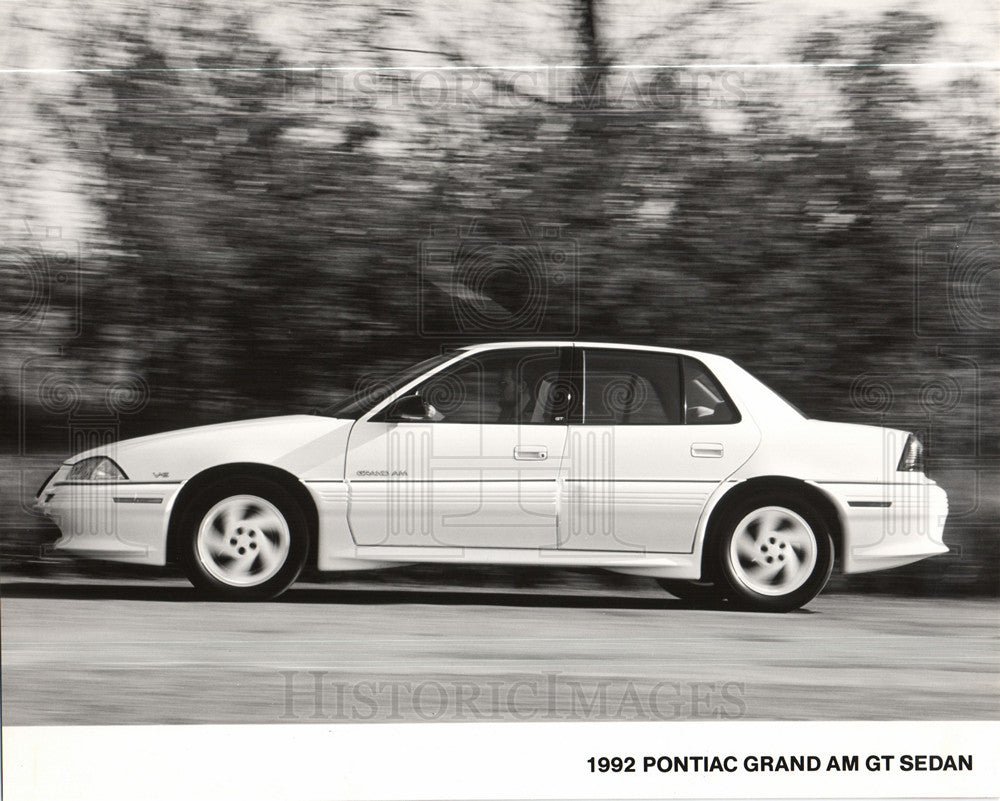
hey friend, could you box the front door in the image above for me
[345,346,570,549]
[559,348,761,553]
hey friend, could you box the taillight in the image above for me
[897,434,926,473]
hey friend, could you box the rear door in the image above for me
[559,348,760,552]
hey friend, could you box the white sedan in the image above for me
[35,342,948,611]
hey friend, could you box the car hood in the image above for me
[71,415,355,482]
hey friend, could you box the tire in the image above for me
[655,579,722,604]
[179,476,309,600]
[714,493,834,612]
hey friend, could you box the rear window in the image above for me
[682,357,740,424]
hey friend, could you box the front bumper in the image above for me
[816,479,949,574]
[34,467,181,566]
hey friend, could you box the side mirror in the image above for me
[386,394,430,422]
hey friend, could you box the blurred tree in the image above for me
[16,1,997,440]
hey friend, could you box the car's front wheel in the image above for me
[715,494,834,612]
[179,476,309,600]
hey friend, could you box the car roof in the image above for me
[457,341,727,362]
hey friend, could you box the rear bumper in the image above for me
[815,480,949,574]
[34,475,181,566]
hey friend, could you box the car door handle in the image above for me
[514,446,548,461]
[691,442,724,458]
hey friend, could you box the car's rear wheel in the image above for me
[715,494,833,612]
[179,476,308,600]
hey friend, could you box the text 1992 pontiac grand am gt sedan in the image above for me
[35,342,948,611]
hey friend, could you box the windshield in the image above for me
[321,353,455,419]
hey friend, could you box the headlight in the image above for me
[897,434,925,473]
[68,456,128,481]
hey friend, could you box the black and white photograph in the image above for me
[1,0,998,799]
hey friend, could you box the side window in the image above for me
[410,348,566,424]
[582,350,682,425]
[682,357,739,424]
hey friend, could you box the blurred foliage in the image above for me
[1,1,996,591]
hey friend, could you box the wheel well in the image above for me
[702,477,844,576]
[166,463,319,566]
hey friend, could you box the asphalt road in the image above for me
[2,576,997,725]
